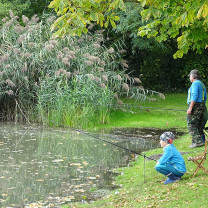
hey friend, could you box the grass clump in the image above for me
[0,11,164,127]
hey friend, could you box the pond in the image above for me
[0,123,182,207]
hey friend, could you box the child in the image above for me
[155,132,186,184]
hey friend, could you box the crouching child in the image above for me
[155,132,186,185]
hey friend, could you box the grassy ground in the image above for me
[92,93,188,131]
[64,93,208,208]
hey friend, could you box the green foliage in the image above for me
[0,0,51,22]
[138,0,208,58]
[49,0,208,58]
[48,0,125,37]
[115,2,166,52]
[0,0,30,20]
[181,52,208,88]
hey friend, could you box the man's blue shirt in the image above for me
[187,80,207,104]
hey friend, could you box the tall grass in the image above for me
[0,11,164,128]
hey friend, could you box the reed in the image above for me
[0,12,163,127]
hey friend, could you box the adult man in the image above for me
[187,69,207,148]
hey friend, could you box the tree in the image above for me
[48,0,125,37]
[137,0,208,58]
[49,0,208,58]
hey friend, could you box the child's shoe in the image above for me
[164,173,181,185]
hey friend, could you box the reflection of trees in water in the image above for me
[0,125,160,207]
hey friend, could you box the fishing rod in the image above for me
[92,103,187,112]
[120,104,187,112]
[51,120,157,162]
[51,120,158,183]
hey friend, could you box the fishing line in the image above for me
[119,104,187,112]
[51,120,157,183]
[51,120,157,162]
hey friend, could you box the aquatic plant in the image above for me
[0,11,163,127]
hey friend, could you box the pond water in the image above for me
[0,123,182,208]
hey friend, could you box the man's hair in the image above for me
[190,69,200,79]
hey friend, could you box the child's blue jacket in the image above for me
[158,144,186,173]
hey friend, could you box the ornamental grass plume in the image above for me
[134,77,142,84]
[22,15,29,24]
[2,17,9,22]
[24,53,31,58]
[55,70,60,76]
[99,60,105,66]
[49,40,58,46]
[102,75,108,82]
[22,63,28,72]
[138,86,144,90]
[57,51,63,60]
[124,74,130,80]
[45,44,54,51]
[83,53,90,58]
[123,83,129,92]
[31,15,39,23]
[14,25,24,33]
[158,93,166,100]
[65,54,73,60]
[17,35,26,44]
[68,51,76,56]
[62,57,68,64]
[5,20,13,27]
[89,55,98,62]
[121,62,129,68]
[117,99,123,105]
[85,60,94,66]
[63,47,69,52]
[100,83,106,89]
[5,79,15,88]
[116,75,122,81]
[88,74,95,80]
[114,93,119,99]
[5,90,14,96]
[24,76,28,81]
[98,67,104,72]
[119,49,126,54]
[1,54,9,62]
[93,43,101,49]
[94,76,101,83]
[9,10,14,19]
[13,48,21,54]
[28,42,35,47]
[107,47,115,54]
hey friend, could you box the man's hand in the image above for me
[187,108,192,115]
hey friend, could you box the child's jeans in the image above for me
[155,163,184,177]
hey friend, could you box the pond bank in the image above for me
[68,131,208,208]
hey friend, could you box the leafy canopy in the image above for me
[49,0,208,58]
[138,0,208,58]
[48,0,125,37]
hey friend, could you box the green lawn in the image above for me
[93,93,188,131]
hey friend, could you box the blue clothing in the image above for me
[156,163,184,177]
[155,144,186,174]
[187,80,207,104]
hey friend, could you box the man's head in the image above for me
[189,69,200,81]
[160,132,175,147]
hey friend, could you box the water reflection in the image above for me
[0,124,160,207]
